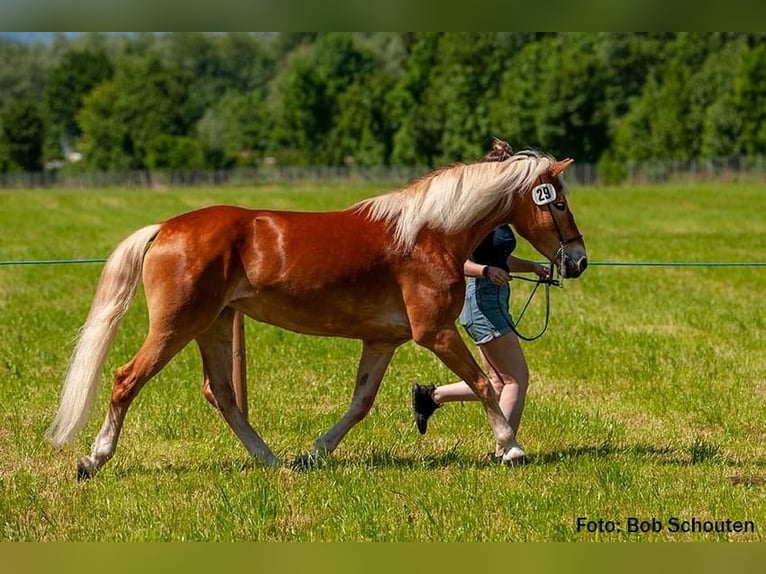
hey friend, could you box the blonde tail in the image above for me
[46,224,162,446]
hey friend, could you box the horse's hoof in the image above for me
[265,457,281,469]
[503,455,528,467]
[502,445,528,466]
[76,457,95,481]
[290,453,327,471]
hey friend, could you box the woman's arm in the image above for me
[464,260,488,278]
[464,260,510,285]
[507,255,551,279]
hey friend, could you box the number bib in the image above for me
[532,183,557,206]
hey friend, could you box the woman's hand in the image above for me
[483,265,510,285]
[532,262,551,280]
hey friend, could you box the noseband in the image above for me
[550,207,583,275]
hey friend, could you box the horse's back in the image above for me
[237,208,411,339]
[242,208,393,286]
[150,204,388,274]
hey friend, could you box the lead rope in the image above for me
[508,263,561,342]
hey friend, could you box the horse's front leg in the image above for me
[294,341,396,469]
[412,323,522,463]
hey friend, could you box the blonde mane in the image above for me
[354,150,555,250]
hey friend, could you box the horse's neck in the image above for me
[441,210,513,263]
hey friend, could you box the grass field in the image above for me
[0,181,765,541]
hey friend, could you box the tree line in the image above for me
[2,32,766,182]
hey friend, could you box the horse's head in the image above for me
[510,157,588,279]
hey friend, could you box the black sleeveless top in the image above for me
[469,225,517,272]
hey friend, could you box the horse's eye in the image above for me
[552,202,567,211]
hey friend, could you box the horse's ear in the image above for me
[550,158,574,177]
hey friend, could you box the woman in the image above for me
[411,140,550,462]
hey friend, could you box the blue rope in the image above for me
[586,261,766,267]
[0,258,107,266]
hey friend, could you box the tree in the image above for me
[268,48,325,164]
[145,135,203,170]
[44,47,113,159]
[8,32,766,175]
[269,33,377,165]
[325,71,395,166]
[0,97,45,172]
[77,55,191,170]
[534,34,612,162]
[0,40,51,114]
[272,33,319,61]
[426,33,507,164]
[159,33,233,124]
[217,33,277,93]
[696,41,748,158]
[611,73,683,162]
[197,89,271,168]
[731,44,766,156]
[387,33,446,166]
[489,39,554,153]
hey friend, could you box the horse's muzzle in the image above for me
[560,246,588,279]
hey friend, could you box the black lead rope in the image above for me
[507,264,562,342]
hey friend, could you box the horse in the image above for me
[46,146,587,479]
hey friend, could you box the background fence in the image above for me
[3,156,766,188]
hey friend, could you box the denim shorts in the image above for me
[459,277,514,344]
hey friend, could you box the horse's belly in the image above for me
[232,289,412,342]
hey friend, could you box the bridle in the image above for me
[479,145,583,341]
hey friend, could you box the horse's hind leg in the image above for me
[196,308,280,468]
[300,341,396,467]
[77,332,190,480]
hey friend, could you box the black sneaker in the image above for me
[412,383,440,435]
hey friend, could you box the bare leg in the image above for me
[413,324,516,459]
[430,351,501,402]
[196,308,279,468]
[299,341,396,466]
[433,333,529,432]
[432,332,529,434]
[433,333,529,463]
[485,334,529,436]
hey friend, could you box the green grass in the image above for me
[1,182,765,541]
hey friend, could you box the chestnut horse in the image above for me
[46,147,587,479]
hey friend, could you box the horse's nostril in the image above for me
[563,255,587,279]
